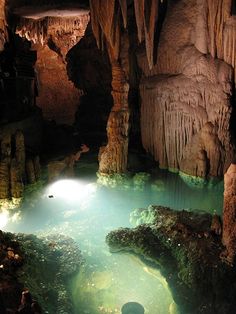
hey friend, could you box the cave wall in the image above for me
[35,44,82,125]
[138,0,234,178]
[15,13,90,125]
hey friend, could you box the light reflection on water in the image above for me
[3,164,223,313]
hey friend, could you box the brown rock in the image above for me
[222,164,236,265]
[0,159,10,199]
[10,158,23,198]
[138,0,233,177]
[99,54,129,174]
[210,213,222,236]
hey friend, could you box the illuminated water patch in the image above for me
[0,210,9,229]
[46,179,85,201]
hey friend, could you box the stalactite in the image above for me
[16,14,90,47]
[144,0,158,69]
[134,0,145,43]
[206,0,236,85]
[119,0,127,29]
[89,0,164,69]
[89,0,101,49]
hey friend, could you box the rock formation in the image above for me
[98,55,130,173]
[10,158,24,198]
[47,144,89,181]
[0,230,83,313]
[2,0,235,178]
[0,0,7,52]
[106,206,236,314]
[34,44,83,124]
[0,160,10,198]
[12,5,90,125]
[222,163,236,265]
[138,0,234,178]
[0,130,41,199]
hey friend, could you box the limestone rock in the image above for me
[138,0,234,177]
[98,56,129,174]
[10,158,23,198]
[0,0,7,52]
[222,164,236,265]
[0,159,10,198]
[106,206,235,314]
[1,133,11,164]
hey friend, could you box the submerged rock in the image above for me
[0,231,83,314]
[96,172,132,190]
[106,206,236,314]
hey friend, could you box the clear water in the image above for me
[1,158,223,314]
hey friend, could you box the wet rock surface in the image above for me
[0,230,83,313]
[106,206,236,314]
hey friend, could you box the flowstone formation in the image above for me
[138,0,234,178]
[0,230,83,313]
[106,206,236,314]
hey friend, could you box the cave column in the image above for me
[98,57,129,174]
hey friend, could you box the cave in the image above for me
[0,0,236,313]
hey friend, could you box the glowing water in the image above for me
[2,160,223,314]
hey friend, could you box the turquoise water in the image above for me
[1,158,223,313]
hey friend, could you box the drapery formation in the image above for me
[138,0,234,178]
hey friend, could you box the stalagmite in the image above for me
[1,134,11,165]
[99,55,129,174]
[222,164,236,265]
[10,158,23,198]
[0,160,10,199]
